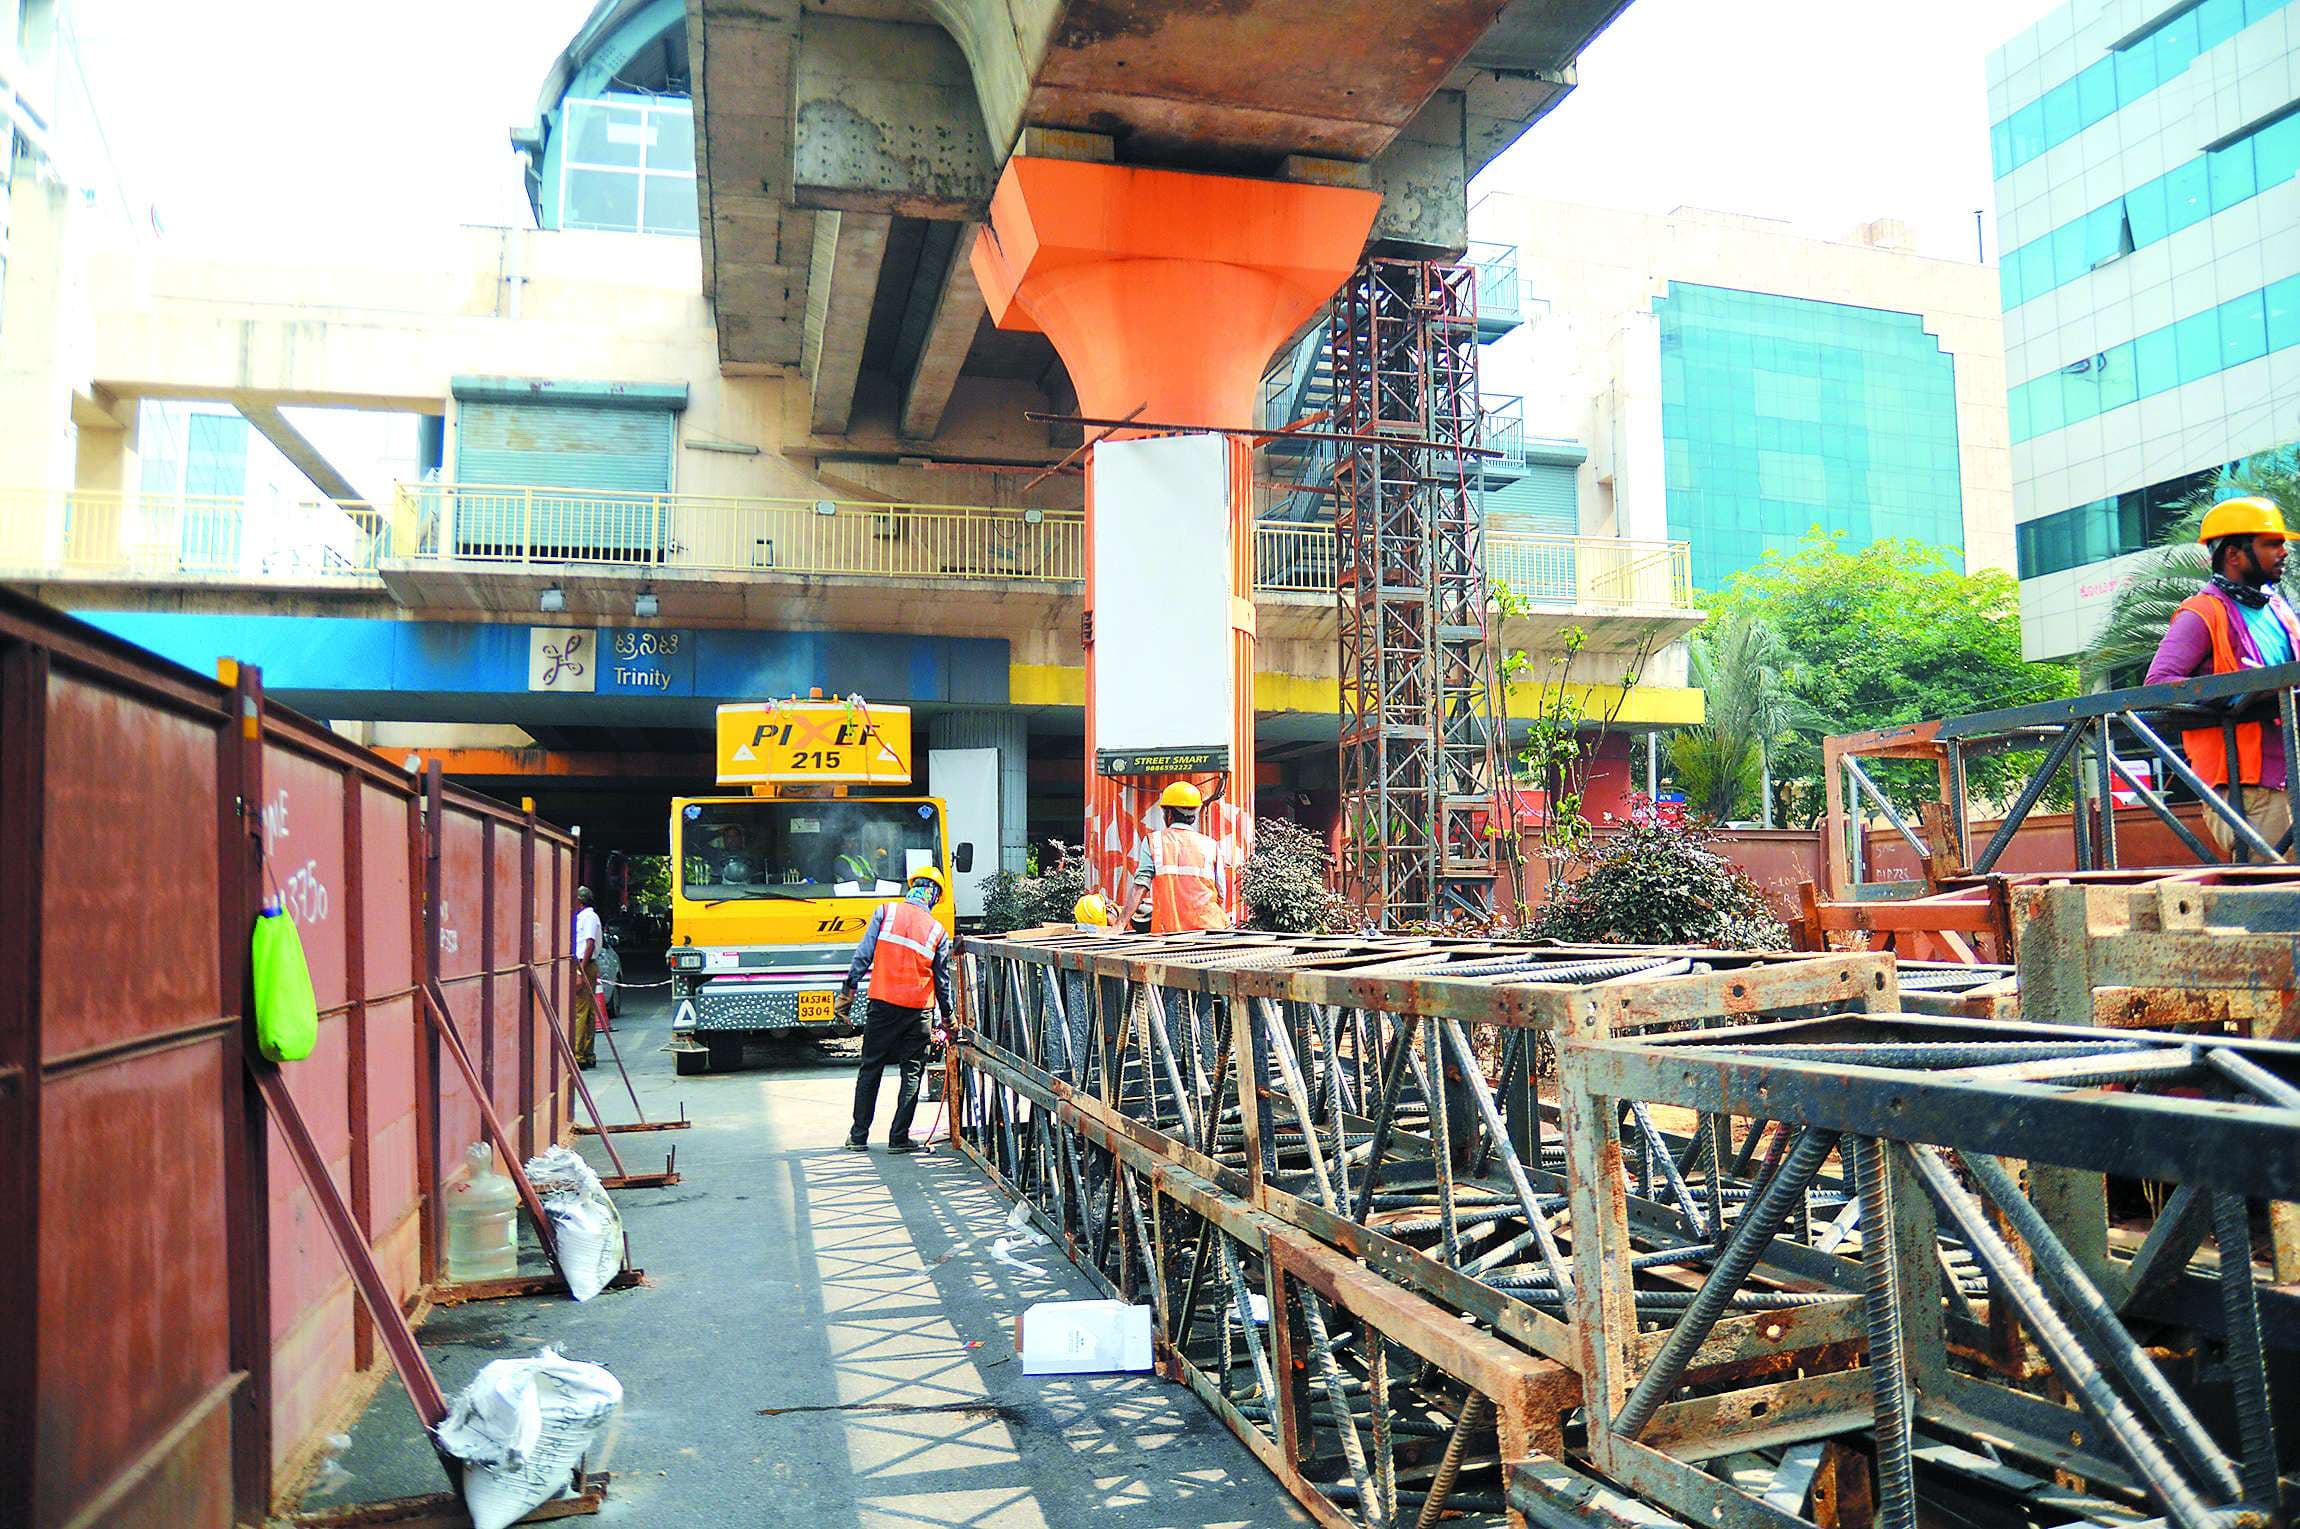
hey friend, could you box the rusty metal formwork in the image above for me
[1330,257,1508,926]
[953,927,2300,1529]
[1806,663,2300,961]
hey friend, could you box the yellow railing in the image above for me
[1,484,1694,613]
[389,483,1085,583]
[0,489,386,581]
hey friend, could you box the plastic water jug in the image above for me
[445,1140,518,1281]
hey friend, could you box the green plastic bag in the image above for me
[252,908,320,1063]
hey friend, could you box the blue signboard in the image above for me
[77,611,1009,710]
[598,628,694,695]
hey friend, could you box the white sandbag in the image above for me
[523,1145,624,1301]
[436,1347,622,1529]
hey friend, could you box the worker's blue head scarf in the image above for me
[904,880,937,908]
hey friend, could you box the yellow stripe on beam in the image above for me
[1008,663,1704,727]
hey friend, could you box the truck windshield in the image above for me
[679,799,940,901]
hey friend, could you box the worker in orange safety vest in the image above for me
[2145,495,2300,861]
[837,866,953,1153]
[1118,782,1232,934]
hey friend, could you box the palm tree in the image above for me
[1671,612,1827,825]
[2081,457,2300,687]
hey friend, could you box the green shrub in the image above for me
[1242,818,1354,934]
[980,841,1086,933]
[1531,818,1787,949]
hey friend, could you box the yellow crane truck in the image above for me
[666,697,967,1074]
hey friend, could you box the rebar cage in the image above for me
[952,923,2300,1529]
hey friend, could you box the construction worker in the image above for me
[570,886,601,1069]
[836,866,953,1153]
[1072,893,1111,932]
[2146,495,2300,860]
[1118,782,1232,934]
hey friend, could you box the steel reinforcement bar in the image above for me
[952,927,2300,1529]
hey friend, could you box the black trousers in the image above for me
[850,998,933,1144]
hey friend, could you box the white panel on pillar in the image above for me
[1090,433,1234,775]
[928,746,1000,920]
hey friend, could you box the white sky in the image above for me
[72,0,2061,260]
[68,0,594,247]
[1474,0,2064,262]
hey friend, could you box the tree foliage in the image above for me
[2079,454,2300,686]
[1531,812,1788,949]
[1670,612,1826,823]
[1704,534,2076,821]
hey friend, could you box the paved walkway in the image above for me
[314,984,1304,1527]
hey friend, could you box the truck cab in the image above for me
[666,698,966,1072]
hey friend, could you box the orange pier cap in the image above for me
[971,157,1378,904]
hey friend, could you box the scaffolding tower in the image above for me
[1330,256,1510,925]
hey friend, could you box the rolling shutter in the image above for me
[455,401,672,492]
[451,400,674,558]
[1484,460,1579,536]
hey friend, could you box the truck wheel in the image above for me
[674,1046,709,1076]
[705,1034,745,1073]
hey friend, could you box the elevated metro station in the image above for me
[3,0,1699,895]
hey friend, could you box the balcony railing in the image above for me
[1254,523,1693,610]
[1465,241,1522,332]
[389,483,1086,583]
[1,485,1694,613]
[0,489,387,582]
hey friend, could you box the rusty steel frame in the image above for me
[1331,256,1511,927]
[954,927,2300,1529]
[1811,663,2300,960]
[524,963,679,1188]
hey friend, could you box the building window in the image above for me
[2000,106,2300,313]
[2015,452,2292,579]
[558,96,698,237]
[2009,275,2300,442]
[1988,0,2293,176]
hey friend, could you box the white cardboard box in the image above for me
[1016,1300,1154,1375]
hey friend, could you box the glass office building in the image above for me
[1989,0,2300,661]
[1658,282,1966,591]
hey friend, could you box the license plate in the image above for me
[798,991,835,1022]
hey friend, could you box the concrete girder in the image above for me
[999,0,1542,168]
[791,15,995,219]
[899,221,985,441]
[801,210,893,435]
[239,402,370,508]
[688,0,804,367]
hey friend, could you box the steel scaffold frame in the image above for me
[1332,257,1508,927]
[952,922,2300,1529]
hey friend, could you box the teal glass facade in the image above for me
[1658,283,1966,592]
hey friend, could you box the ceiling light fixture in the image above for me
[634,591,660,619]
[539,585,566,614]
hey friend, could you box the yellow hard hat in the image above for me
[905,865,948,900]
[1072,894,1110,927]
[2198,496,2288,544]
[1158,781,1203,811]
